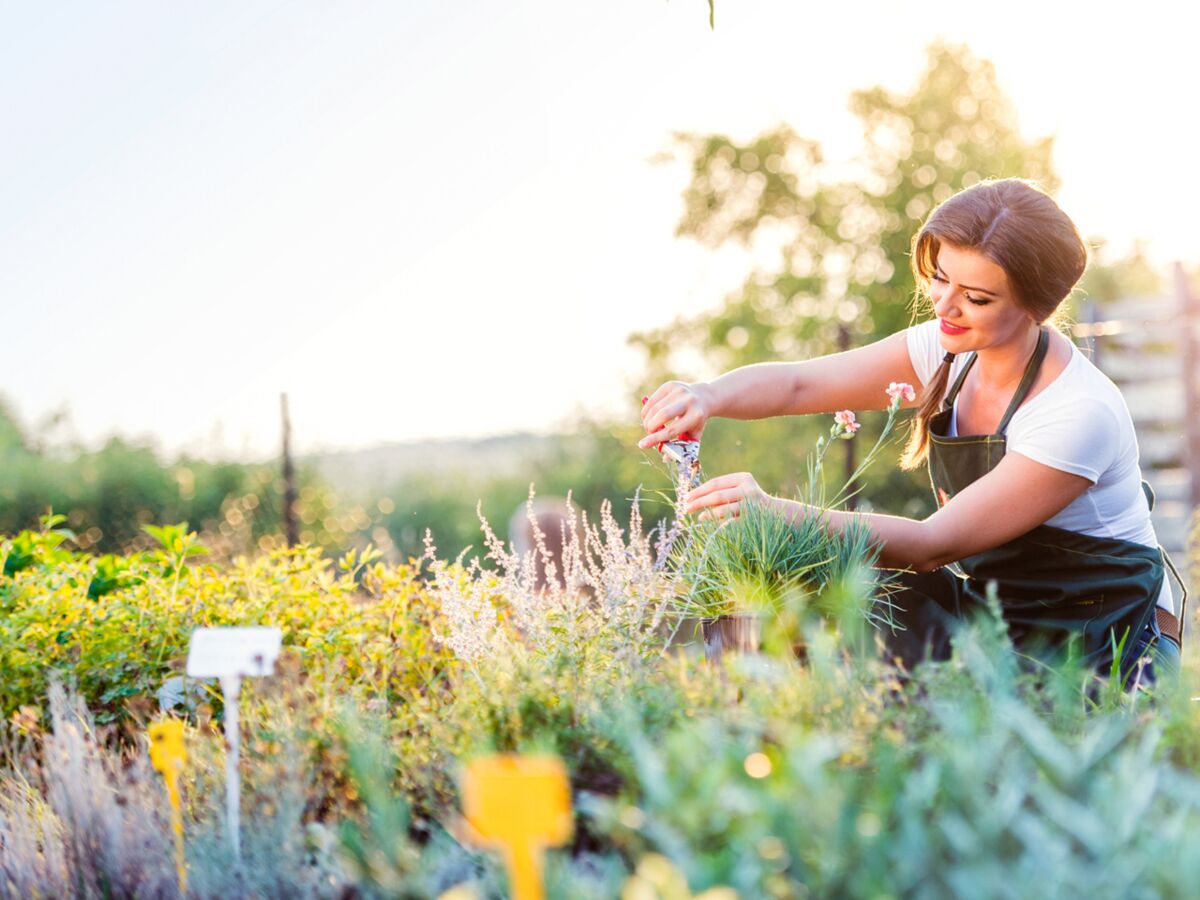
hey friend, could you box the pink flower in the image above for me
[834,410,860,433]
[887,381,916,404]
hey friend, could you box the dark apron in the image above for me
[921,326,1180,680]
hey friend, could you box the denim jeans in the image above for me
[1125,612,1182,689]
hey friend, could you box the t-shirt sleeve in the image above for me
[905,319,943,386]
[1008,397,1121,484]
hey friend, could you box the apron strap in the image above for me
[942,353,977,411]
[940,327,1049,429]
[996,327,1050,433]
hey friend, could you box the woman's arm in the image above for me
[640,330,923,448]
[687,451,1093,571]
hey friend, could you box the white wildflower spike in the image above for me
[422,487,680,665]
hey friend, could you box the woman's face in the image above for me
[928,242,1035,352]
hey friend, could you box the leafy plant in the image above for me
[668,498,840,619]
[86,553,146,601]
[2,509,76,576]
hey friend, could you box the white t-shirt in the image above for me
[906,319,1173,613]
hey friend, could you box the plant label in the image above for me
[148,720,188,893]
[463,754,572,900]
[149,720,186,775]
[185,626,282,679]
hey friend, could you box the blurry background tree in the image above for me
[0,401,354,558]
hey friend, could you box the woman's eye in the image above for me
[933,273,989,305]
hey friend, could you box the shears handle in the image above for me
[641,396,697,451]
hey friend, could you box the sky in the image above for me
[2,0,1197,461]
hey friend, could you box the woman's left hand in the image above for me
[684,472,773,522]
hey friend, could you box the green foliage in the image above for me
[0,525,453,724]
[0,410,356,559]
[669,394,907,633]
[581,620,1200,898]
[2,509,76,576]
[335,707,434,897]
[86,553,145,600]
[3,511,1200,896]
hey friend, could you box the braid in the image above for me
[900,352,956,470]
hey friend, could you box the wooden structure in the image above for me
[1075,262,1197,615]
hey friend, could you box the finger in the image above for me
[645,384,694,432]
[640,409,694,449]
[641,385,677,424]
[698,473,747,492]
[686,487,746,513]
[698,500,741,522]
[643,383,673,412]
[686,474,740,499]
[643,396,683,434]
[637,427,672,450]
[679,479,716,502]
[638,417,691,449]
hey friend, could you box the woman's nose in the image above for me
[933,293,959,318]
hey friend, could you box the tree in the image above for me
[628,41,1063,514]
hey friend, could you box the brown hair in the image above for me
[900,177,1089,470]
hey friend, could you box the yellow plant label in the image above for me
[149,720,187,775]
[148,720,188,894]
[462,754,572,900]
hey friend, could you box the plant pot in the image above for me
[702,613,762,662]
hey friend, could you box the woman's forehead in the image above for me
[936,243,1008,290]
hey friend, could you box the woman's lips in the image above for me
[940,319,968,335]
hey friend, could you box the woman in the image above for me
[638,178,1184,684]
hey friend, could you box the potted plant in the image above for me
[665,384,914,661]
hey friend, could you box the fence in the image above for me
[1075,262,1197,610]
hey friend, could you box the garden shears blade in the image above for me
[660,435,702,492]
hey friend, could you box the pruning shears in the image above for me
[641,396,703,492]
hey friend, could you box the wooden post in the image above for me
[838,324,857,511]
[1176,263,1200,513]
[281,393,298,548]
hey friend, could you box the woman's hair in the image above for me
[900,177,1089,470]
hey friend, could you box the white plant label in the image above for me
[184,625,282,861]
[186,626,282,678]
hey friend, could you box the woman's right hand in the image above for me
[637,381,714,449]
